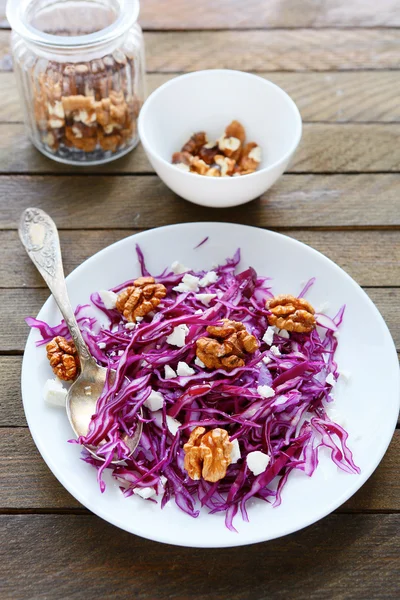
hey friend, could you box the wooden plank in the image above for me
[1,123,399,174]
[140,0,400,29]
[0,514,399,600]
[2,71,400,124]
[1,174,399,229]
[1,30,400,73]
[0,286,398,355]
[0,357,25,426]
[1,230,400,289]
[2,0,400,29]
[0,428,399,511]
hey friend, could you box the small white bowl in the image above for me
[138,70,302,208]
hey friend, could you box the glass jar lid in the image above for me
[7,0,140,48]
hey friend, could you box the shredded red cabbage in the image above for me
[28,247,359,532]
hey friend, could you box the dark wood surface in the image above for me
[0,1,399,599]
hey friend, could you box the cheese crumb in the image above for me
[247,451,270,476]
[199,271,218,287]
[276,328,290,339]
[257,385,275,399]
[230,439,241,464]
[262,327,275,346]
[166,324,189,347]
[144,390,164,411]
[326,373,336,387]
[262,356,272,365]
[43,378,67,407]
[166,415,181,436]
[134,487,156,499]
[125,322,137,330]
[177,361,195,377]
[98,289,118,309]
[164,365,177,379]
[173,273,200,293]
[195,293,217,306]
[194,356,206,369]
[270,345,281,356]
[171,261,190,275]
[97,342,106,349]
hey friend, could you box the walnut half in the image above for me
[183,427,233,482]
[116,276,167,323]
[196,319,258,370]
[267,295,316,333]
[46,336,80,381]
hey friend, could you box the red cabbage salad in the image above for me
[28,246,359,532]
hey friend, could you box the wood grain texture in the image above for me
[0,428,399,512]
[0,514,399,600]
[1,123,399,174]
[2,71,400,124]
[1,30,400,73]
[1,174,399,229]
[2,229,400,289]
[0,286,399,354]
[2,0,400,29]
[140,0,400,29]
[0,357,25,426]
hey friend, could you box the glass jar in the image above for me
[7,0,145,165]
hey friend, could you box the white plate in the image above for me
[22,223,399,548]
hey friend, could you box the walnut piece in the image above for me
[238,142,262,174]
[116,276,167,322]
[267,295,316,333]
[181,132,208,155]
[183,426,233,482]
[196,319,258,370]
[46,336,80,381]
[171,120,261,177]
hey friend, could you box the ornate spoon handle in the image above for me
[19,208,92,365]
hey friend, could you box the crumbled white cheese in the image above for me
[262,356,272,365]
[333,331,340,339]
[134,487,156,499]
[144,390,164,411]
[195,293,217,306]
[164,365,177,379]
[125,322,137,330]
[194,356,206,369]
[276,328,290,339]
[199,271,218,287]
[177,361,195,377]
[43,378,67,407]
[194,309,204,315]
[247,451,270,476]
[160,475,168,487]
[84,385,92,396]
[98,289,118,309]
[166,324,189,347]
[173,273,200,293]
[166,415,181,436]
[118,350,124,356]
[230,438,241,464]
[270,345,281,356]
[339,369,351,382]
[97,342,106,349]
[316,301,330,314]
[257,385,275,399]
[171,261,190,274]
[326,373,336,387]
[262,327,275,346]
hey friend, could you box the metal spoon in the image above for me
[19,208,142,462]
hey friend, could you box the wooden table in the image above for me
[0,1,399,598]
